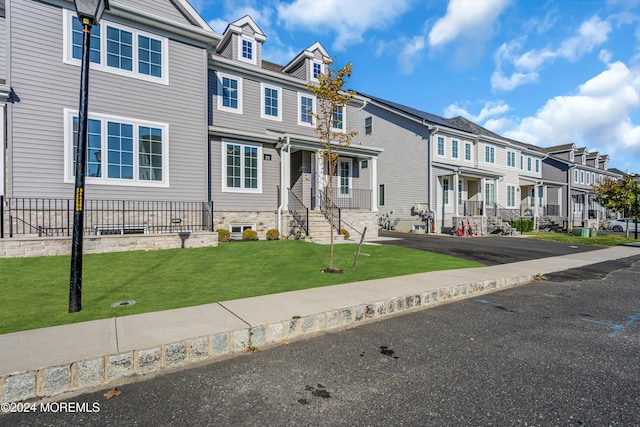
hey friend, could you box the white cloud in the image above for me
[277,0,412,51]
[428,0,510,47]
[444,100,510,122]
[492,16,613,92]
[397,36,426,75]
[501,61,640,164]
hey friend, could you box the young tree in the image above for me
[592,174,639,236]
[307,59,357,272]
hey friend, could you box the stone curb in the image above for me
[0,274,533,404]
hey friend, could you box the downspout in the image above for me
[277,136,291,235]
[426,123,438,232]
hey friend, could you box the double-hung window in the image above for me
[485,145,495,164]
[223,142,261,192]
[485,183,495,205]
[365,117,373,135]
[535,159,540,173]
[312,61,323,81]
[443,178,450,205]
[260,84,281,121]
[218,73,242,113]
[65,109,167,186]
[527,157,532,171]
[464,142,472,161]
[332,105,345,131]
[437,137,445,157]
[506,185,516,208]
[239,36,256,64]
[65,11,168,84]
[574,170,579,183]
[507,151,516,167]
[298,94,315,126]
[451,140,459,159]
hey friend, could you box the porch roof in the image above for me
[432,162,502,179]
[518,176,565,188]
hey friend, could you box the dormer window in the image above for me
[312,61,323,81]
[570,151,574,161]
[604,161,608,170]
[581,154,586,165]
[239,36,256,64]
[594,156,599,169]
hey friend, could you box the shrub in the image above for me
[217,229,231,242]
[339,228,350,240]
[506,219,534,232]
[266,229,280,240]
[242,228,258,240]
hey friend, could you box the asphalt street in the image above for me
[3,255,639,426]
[378,230,603,266]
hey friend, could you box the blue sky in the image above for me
[192,0,640,173]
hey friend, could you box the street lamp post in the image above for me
[69,0,109,313]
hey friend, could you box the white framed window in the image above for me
[222,141,262,193]
[64,109,168,187]
[603,161,608,170]
[520,155,524,170]
[338,158,352,196]
[332,105,346,131]
[63,10,168,85]
[464,142,472,162]
[365,117,373,135]
[570,151,575,161]
[527,157,532,171]
[443,178,450,205]
[582,154,586,165]
[312,60,323,81]
[485,145,495,164]
[580,170,585,184]
[238,36,256,64]
[217,72,243,114]
[574,169,579,183]
[591,173,595,183]
[599,174,603,182]
[507,151,516,167]
[437,137,445,157]
[586,172,590,185]
[451,140,459,159]
[535,159,540,173]
[298,93,315,126]
[506,185,516,208]
[260,83,281,121]
[485,182,495,205]
[594,158,599,169]
[230,223,255,240]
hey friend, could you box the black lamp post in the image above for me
[69,0,109,313]
[634,174,639,240]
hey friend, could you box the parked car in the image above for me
[605,218,639,232]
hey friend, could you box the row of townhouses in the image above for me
[0,0,623,243]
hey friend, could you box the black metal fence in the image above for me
[1,196,213,238]
[327,188,371,210]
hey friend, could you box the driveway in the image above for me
[377,230,602,266]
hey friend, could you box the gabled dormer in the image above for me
[586,152,600,169]
[282,42,330,82]
[599,154,609,170]
[216,16,266,66]
[575,147,587,165]
[542,143,576,162]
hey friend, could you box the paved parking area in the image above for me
[377,230,602,266]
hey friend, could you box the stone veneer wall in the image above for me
[0,232,218,258]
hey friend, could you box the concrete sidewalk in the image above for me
[1,243,639,404]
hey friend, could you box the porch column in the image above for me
[584,194,589,222]
[0,104,5,198]
[315,150,324,210]
[533,183,539,231]
[282,143,291,208]
[370,157,378,212]
[454,172,459,216]
[481,177,486,217]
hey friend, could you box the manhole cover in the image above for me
[111,300,136,308]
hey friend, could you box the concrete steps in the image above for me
[305,211,344,242]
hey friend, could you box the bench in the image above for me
[93,224,149,235]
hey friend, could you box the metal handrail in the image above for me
[287,189,309,236]
[318,189,341,232]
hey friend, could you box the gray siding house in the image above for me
[208,16,380,240]
[2,0,218,202]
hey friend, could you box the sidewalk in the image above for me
[1,242,639,404]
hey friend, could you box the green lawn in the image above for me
[0,240,483,335]
[524,231,639,246]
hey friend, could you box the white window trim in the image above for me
[507,150,516,168]
[451,139,459,160]
[332,105,347,133]
[221,140,263,193]
[297,92,316,127]
[580,170,585,184]
[337,157,352,197]
[217,72,243,114]
[260,83,282,122]
[527,157,532,172]
[311,60,324,82]
[436,136,446,158]
[574,170,579,183]
[238,35,257,65]
[506,185,516,208]
[63,9,169,85]
[535,158,540,173]
[63,108,169,187]
[443,177,450,206]
[364,116,373,135]
[464,142,472,162]
[484,145,495,164]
